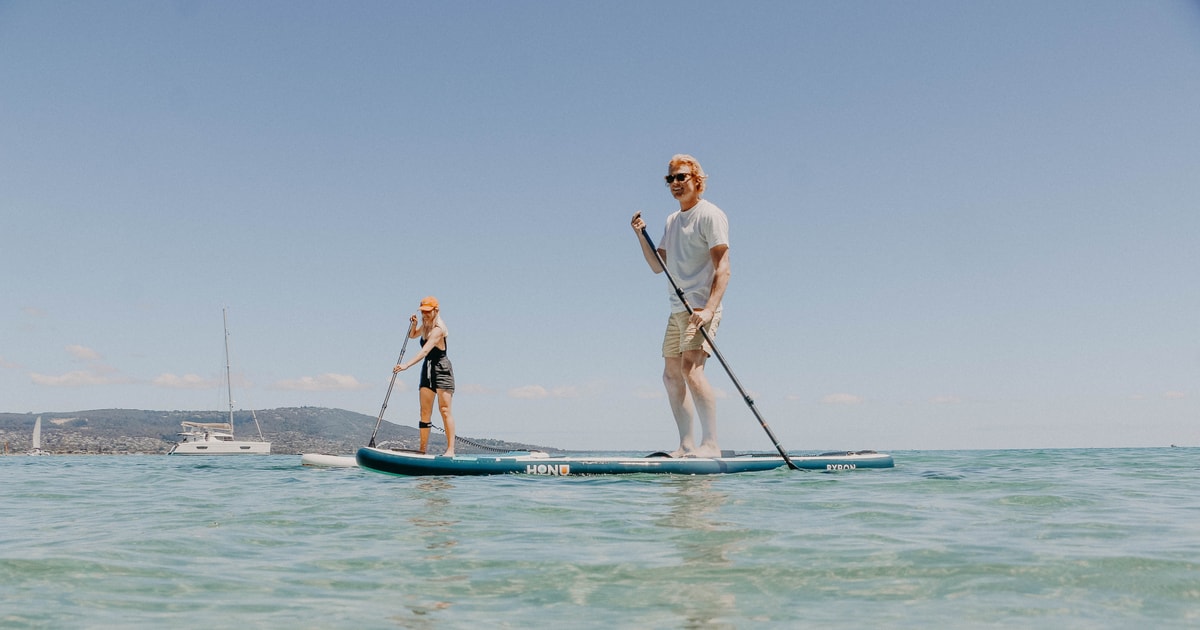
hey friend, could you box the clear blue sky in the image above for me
[2,1,1197,451]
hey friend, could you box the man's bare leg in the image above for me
[682,349,720,458]
[663,356,696,457]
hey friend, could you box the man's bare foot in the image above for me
[668,445,694,458]
[441,450,455,458]
[692,444,721,458]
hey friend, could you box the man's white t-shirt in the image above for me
[659,198,729,313]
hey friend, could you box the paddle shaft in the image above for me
[640,226,799,470]
[367,333,412,448]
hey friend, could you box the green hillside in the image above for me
[0,407,555,455]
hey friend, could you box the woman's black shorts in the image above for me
[419,356,455,393]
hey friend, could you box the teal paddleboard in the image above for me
[356,447,893,477]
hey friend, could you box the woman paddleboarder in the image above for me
[393,296,457,456]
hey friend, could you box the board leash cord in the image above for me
[431,424,509,453]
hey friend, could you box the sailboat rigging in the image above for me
[168,308,270,455]
[27,416,45,456]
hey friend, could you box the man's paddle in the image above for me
[639,225,799,470]
[367,333,412,448]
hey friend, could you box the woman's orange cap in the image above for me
[419,296,439,311]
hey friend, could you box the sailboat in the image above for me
[168,309,271,455]
[28,416,45,456]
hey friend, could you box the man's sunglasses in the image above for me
[664,173,691,184]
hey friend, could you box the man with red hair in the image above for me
[631,154,730,458]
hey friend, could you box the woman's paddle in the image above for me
[639,225,799,470]
[367,333,412,448]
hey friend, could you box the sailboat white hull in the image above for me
[169,438,271,455]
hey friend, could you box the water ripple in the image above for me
[3,449,1200,627]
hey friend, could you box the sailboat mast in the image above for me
[224,307,234,433]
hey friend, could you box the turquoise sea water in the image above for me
[2,449,1198,628]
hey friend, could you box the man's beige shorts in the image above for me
[662,308,721,358]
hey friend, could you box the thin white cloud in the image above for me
[635,387,664,400]
[66,344,101,361]
[508,384,580,399]
[1163,391,1188,400]
[820,393,864,405]
[272,373,370,392]
[510,385,548,399]
[634,385,724,400]
[153,373,219,390]
[22,306,47,317]
[929,395,962,405]
[0,356,19,369]
[31,370,130,387]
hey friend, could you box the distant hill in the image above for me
[0,407,557,455]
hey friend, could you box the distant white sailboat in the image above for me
[168,309,271,455]
[28,416,45,456]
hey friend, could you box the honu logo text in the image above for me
[525,464,571,475]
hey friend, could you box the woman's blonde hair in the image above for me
[668,154,707,194]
